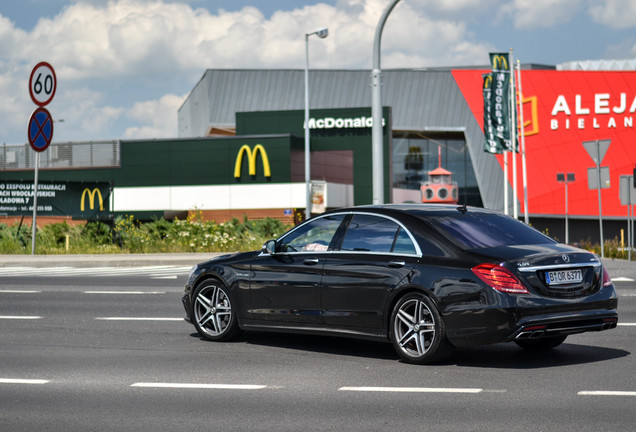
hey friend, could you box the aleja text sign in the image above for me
[452,69,636,218]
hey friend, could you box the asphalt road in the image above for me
[0,257,635,431]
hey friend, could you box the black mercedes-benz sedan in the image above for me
[182,205,618,364]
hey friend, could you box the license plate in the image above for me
[545,269,583,285]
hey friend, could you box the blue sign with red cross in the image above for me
[28,107,54,152]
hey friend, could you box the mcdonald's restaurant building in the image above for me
[2,64,636,244]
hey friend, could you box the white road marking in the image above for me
[579,391,636,397]
[611,277,634,282]
[0,378,49,385]
[339,386,483,394]
[130,383,266,390]
[84,291,165,295]
[0,290,40,293]
[95,317,183,321]
[618,323,636,326]
[0,265,191,277]
[0,316,41,320]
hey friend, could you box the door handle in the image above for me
[303,258,320,265]
[388,261,406,268]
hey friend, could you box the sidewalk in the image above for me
[0,253,226,268]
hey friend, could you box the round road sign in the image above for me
[28,107,54,152]
[29,62,57,107]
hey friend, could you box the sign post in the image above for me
[28,62,56,254]
[619,175,635,261]
[583,139,611,258]
[556,173,575,244]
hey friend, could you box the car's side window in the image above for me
[392,227,418,255]
[278,214,345,253]
[340,214,415,254]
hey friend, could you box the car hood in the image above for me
[199,250,259,267]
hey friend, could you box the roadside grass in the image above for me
[0,212,290,254]
[0,213,629,259]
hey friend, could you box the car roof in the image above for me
[325,204,498,219]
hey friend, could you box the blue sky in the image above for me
[1,0,634,145]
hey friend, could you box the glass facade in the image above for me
[392,131,483,207]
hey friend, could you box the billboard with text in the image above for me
[453,69,636,217]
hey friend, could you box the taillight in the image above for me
[472,263,530,294]
[602,264,612,287]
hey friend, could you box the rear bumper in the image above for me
[509,310,618,341]
[444,293,618,347]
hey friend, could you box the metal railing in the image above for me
[1,141,120,171]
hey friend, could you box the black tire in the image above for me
[191,281,241,342]
[390,292,452,364]
[514,335,567,351]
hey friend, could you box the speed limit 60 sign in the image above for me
[29,62,57,107]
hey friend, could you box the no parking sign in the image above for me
[27,107,54,152]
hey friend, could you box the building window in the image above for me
[392,131,483,207]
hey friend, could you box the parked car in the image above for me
[181,204,618,364]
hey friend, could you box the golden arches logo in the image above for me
[80,188,104,211]
[491,55,508,71]
[234,144,271,178]
[483,74,492,89]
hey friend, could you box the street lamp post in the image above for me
[557,172,575,244]
[371,0,401,205]
[304,27,328,220]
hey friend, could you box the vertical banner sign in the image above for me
[488,53,513,152]
[482,73,501,153]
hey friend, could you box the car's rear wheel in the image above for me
[514,335,567,351]
[390,292,452,364]
[192,281,240,341]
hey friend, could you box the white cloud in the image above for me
[500,0,583,29]
[0,0,628,145]
[124,93,185,139]
[0,0,499,146]
[588,0,636,29]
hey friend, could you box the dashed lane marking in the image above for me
[0,290,40,293]
[0,378,49,385]
[130,383,267,390]
[339,386,483,394]
[0,265,191,277]
[83,291,165,295]
[95,317,183,321]
[579,391,636,397]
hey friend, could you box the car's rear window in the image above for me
[428,212,555,249]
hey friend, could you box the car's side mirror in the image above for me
[262,239,277,255]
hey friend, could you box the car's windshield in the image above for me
[428,212,555,249]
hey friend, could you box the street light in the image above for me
[304,27,328,220]
[371,0,401,205]
[557,172,575,244]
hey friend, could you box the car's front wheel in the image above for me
[192,281,240,341]
[390,292,452,364]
